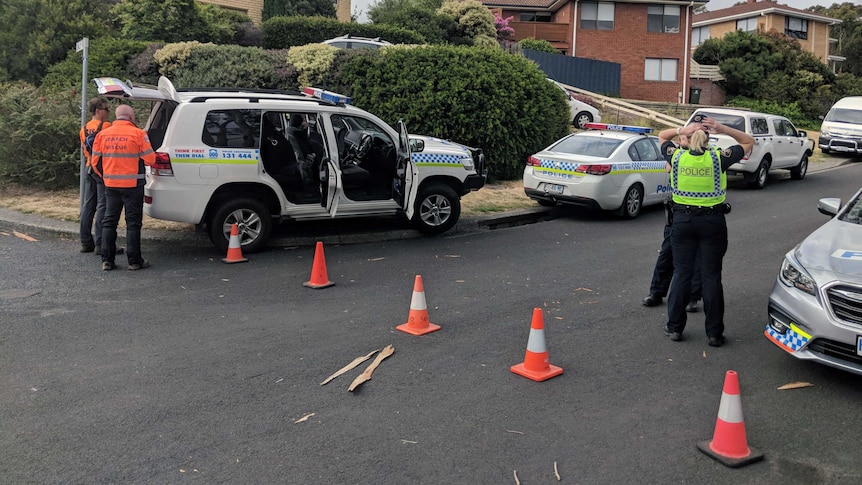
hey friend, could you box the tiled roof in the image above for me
[482,0,702,10]
[694,1,840,25]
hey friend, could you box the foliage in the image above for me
[494,13,515,41]
[808,2,862,76]
[42,38,150,91]
[262,15,426,49]
[111,0,250,44]
[127,44,167,85]
[438,0,497,46]
[0,82,81,189]
[519,38,558,54]
[161,44,298,90]
[335,45,570,180]
[287,44,339,88]
[725,97,806,125]
[262,0,336,21]
[0,0,116,84]
[368,0,458,45]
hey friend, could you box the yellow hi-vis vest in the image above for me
[670,147,726,207]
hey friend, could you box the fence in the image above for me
[522,48,620,96]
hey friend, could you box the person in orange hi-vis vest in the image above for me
[78,97,111,254]
[91,104,156,271]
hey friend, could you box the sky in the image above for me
[349,0,831,25]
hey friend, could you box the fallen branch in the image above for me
[320,349,379,385]
[348,345,395,392]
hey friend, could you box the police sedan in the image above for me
[765,186,862,376]
[523,123,669,218]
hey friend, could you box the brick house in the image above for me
[692,0,842,70]
[483,0,708,103]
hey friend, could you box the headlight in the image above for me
[778,257,816,295]
[460,156,474,171]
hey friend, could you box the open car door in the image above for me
[395,119,416,213]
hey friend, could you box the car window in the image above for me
[326,41,349,48]
[824,108,862,124]
[203,109,261,148]
[781,120,797,137]
[629,138,660,161]
[690,112,745,131]
[839,191,862,224]
[750,118,769,135]
[552,135,623,158]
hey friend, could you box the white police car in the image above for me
[765,186,862,376]
[523,123,668,218]
[93,77,485,252]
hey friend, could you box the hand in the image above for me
[700,117,721,134]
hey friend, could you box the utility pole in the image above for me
[76,37,88,210]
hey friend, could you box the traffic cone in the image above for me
[697,370,764,468]
[221,223,248,264]
[303,241,334,289]
[511,308,563,382]
[396,275,440,335]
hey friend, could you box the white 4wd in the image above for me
[94,77,486,252]
[686,108,813,189]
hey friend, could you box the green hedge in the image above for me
[334,45,569,180]
[261,16,426,49]
[42,38,151,91]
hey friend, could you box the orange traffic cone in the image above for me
[396,275,440,335]
[697,370,764,468]
[511,308,563,382]
[303,241,334,289]
[222,223,248,264]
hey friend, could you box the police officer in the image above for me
[658,116,753,346]
[92,105,156,271]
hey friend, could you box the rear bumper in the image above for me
[524,187,601,210]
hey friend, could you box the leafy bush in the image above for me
[725,97,814,128]
[368,0,459,45]
[42,37,150,90]
[262,16,425,49]
[520,38,558,54]
[0,83,81,189]
[335,45,569,180]
[166,44,298,90]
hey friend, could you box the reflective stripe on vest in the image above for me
[670,148,726,206]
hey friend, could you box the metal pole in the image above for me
[77,38,88,212]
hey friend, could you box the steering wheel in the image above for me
[356,133,373,159]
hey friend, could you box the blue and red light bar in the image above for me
[584,122,652,134]
[302,87,351,105]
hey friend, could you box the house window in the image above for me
[736,17,758,32]
[645,58,678,81]
[785,16,808,40]
[648,5,680,33]
[581,2,614,30]
[520,12,552,22]
[692,26,710,46]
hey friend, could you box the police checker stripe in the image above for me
[534,158,667,176]
[764,322,811,352]
[411,153,466,166]
[671,148,726,198]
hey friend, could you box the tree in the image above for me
[262,0,335,21]
[111,0,250,44]
[437,0,496,46]
[808,2,862,76]
[368,0,457,44]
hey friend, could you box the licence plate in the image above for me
[857,336,862,356]
[544,183,564,195]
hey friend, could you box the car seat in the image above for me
[261,114,302,191]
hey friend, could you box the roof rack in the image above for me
[177,87,303,96]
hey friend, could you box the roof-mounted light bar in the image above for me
[302,87,351,105]
[584,122,652,134]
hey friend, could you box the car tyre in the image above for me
[616,183,643,219]
[790,153,808,180]
[748,160,769,189]
[574,111,593,130]
[412,184,460,234]
[208,198,272,254]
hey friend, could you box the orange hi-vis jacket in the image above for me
[91,120,156,188]
[79,118,111,168]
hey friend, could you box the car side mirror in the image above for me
[817,197,840,217]
[798,130,807,138]
[410,139,425,153]
[818,115,825,121]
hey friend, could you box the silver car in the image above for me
[765,186,862,375]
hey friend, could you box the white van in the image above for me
[819,96,862,155]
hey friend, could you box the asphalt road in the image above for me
[2,164,862,484]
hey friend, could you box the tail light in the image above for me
[575,164,611,175]
[152,152,173,176]
[526,155,541,166]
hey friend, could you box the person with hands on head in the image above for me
[657,116,754,346]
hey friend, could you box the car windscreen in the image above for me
[550,135,623,158]
[839,191,862,225]
[690,112,745,132]
[825,108,862,124]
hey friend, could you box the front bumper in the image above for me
[765,278,862,376]
[819,135,862,154]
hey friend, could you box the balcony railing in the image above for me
[509,21,570,44]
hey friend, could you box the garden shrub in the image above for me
[0,83,81,189]
[336,45,569,180]
[167,44,297,90]
[262,16,425,49]
[42,37,150,91]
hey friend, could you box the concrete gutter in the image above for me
[0,157,855,248]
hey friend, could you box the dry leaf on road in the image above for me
[777,381,814,390]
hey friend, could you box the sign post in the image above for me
[76,37,88,211]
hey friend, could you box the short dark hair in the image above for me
[88,97,108,115]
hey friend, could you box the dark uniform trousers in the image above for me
[649,222,702,299]
[101,185,144,265]
[667,209,727,338]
